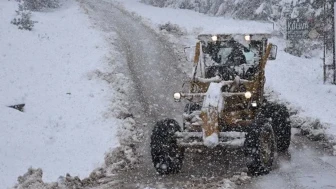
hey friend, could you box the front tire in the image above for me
[150,119,184,175]
[261,101,291,152]
[244,122,276,175]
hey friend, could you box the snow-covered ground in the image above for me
[112,0,336,150]
[266,38,336,146]
[2,0,336,188]
[0,1,121,188]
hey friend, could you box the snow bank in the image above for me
[12,168,58,189]
[267,38,336,148]
[0,0,120,188]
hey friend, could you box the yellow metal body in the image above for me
[189,39,274,137]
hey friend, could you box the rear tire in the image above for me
[150,119,184,175]
[244,121,276,175]
[261,101,291,152]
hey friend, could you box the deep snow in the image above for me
[266,38,336,146]
[0,1,120,188]
[2,0,336,188]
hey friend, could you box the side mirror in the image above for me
[184,46,196,62]
[268,45,278,60]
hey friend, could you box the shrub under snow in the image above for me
[11,3,37,31]
[23,0,60,11]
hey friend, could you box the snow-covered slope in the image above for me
[113,0,336,148]
[114,0,273,35]
[140,0,325,35]
[140,0,329,59]
[266,38,336,143]
[142,0,324,18]
[0,1,121,188]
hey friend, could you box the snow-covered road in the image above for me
[80,0,247,188]
[78,0,336,189]
[80,0,189,185]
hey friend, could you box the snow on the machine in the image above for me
[201,82,224,147]
[202,82,224,113]
[0,0,121,188]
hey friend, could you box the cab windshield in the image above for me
[201,40,259,80]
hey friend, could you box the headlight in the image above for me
[173,92,181,101]
[211,35,218,41]
[244,35,251,41]
[251,101,257,107]
[244,91,252,99]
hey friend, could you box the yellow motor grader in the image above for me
[150,34,291,175]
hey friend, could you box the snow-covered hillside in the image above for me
[140,0,325,32]
[115,0,273,35]
[141,0,331,58]
[0,1,122,188]
[142,0,281,20]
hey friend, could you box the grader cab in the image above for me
[150,34,291,176]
